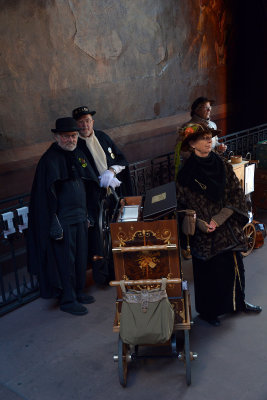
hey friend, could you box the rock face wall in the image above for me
[0,0,230,151]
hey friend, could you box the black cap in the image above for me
[72,106,96,120]
[51,117,80,133]
[190,97,214,117]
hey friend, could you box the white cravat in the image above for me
[80,131,107,175]
[80,131,125,177]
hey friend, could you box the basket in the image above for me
[230,155,242,164]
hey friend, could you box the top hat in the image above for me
[190,97,215,116]
[72,106,96,120]
[51,117,81,133]
[179,123,219,152]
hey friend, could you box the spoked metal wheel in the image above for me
[184,330,191,386]
[171,333,178,356]
[98,198,112,260]
[241,222,256,257]
[118,335,129,387]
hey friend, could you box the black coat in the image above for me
[176,153,248,260]
[77,130,133,196]
[176,152,248,316]
[27,143,100,298]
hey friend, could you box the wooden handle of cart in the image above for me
[112,244,177,253]
[109,278,181,286]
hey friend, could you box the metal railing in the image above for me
[129,123,267,195]
[129,152,175,195]
[0,194,39,316]
[220,123,267,160]
[1,122,266,315]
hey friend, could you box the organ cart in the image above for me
[108,182,197,386]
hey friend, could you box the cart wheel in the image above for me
[118,335,128,387]
[98,198,112,260]
[241,222,256,257]
[184,330,191,386]
[171,333,178,356]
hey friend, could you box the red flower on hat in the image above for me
[185,127,195,135]
[182,124,203,137]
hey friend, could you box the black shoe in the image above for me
[243,301,262,313]
[77,294,95,304]
[60,301,88,315]
[199,315,221,326]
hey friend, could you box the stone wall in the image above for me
[0,0,228,151]
[0,0,266,199]
[0,105,227,199]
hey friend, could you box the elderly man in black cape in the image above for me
[72,106,133,285]
[27,117,100,315]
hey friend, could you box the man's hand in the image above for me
[99,170,114,188]
[109,177,122,189]
[87,217,95,228]
[50,214,63,240]
[216,143,227,153]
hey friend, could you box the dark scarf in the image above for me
[52,143,84,180]
[177,151,226,202]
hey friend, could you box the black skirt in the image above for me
[192,251,245,318]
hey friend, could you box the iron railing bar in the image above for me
[0,290,40,316]
[0,263,7,303]
[9,237,22,300]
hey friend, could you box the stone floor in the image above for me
[1,210,267,400]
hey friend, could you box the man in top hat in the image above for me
[72,106,133,285]
[27,117,100,315]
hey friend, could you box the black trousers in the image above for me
[52,221,88,304]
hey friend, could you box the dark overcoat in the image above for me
[176,154,249,316]
[176,157,248,260]
[77,129,133,196]
[27,143,100,298]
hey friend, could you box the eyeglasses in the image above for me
[78,118,94,124]
[200,106,212,111]
[199,135,212,141]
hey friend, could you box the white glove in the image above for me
[110,165,125,174]
[109,177,122,189]
[99,170,114,188]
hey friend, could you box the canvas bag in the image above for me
[119,278,175,345]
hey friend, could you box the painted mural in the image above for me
[185,0,232,70]
[0,0,236,152]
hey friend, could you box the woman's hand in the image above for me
[207,219,217,232]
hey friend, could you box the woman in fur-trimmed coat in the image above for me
[175,123,262,326]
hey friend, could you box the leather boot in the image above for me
[60,301,88,316]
